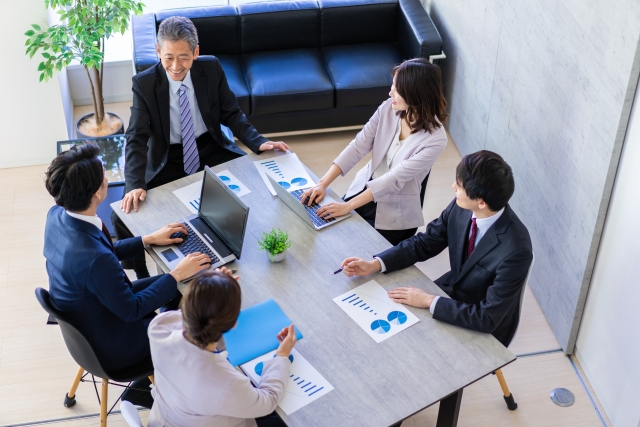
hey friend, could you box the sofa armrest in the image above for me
[132,12,159,74]
[397,0,442,60]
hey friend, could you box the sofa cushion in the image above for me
[238,1,319,54]
[243,49,334,116]
[323,43,402,108]
[319,0,398,47]
[209,55,250,115]
[156,6,240,55]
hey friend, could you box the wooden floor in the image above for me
[0,105,607,426]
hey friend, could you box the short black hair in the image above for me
[45,142,104,212]
[456,150,514,211]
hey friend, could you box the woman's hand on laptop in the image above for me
[142,223,189,246]
[301,184,327,206]
[317,200,352,219]
[170,252,212,282]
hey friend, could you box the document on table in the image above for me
[241,348,334,415]
[253,153,315,196]
[333,280,420,343]
[172,171,251,214]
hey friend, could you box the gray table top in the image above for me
[111,152,515,427]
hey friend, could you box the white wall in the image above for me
[575,79,640,427]
[0,0,68,168]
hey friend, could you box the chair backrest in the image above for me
[508,252,536,346]
[120,401,145,427]
[419,171,430,208]
[35,288,110,379]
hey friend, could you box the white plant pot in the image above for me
[269,249,287,262]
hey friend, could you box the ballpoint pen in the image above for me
[330,268,343,276]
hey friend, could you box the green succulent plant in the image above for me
[257,229,292,259]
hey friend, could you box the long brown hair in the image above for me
[392,58,449,134]
[180,270,242,349]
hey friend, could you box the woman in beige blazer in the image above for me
[302,58,449,245]
[147,268,296,427]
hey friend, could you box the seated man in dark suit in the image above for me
[44,142,210,371]
[115,16,290,278]
[341,150,533,346]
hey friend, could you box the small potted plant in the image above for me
[258,229,291,262]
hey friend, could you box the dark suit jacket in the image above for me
[125,57,268,192]
[43,206,178,371]
[377,199,533,346]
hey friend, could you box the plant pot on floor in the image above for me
[76,112,124,138]
[269,249,287,263]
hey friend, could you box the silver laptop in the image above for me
[267,175,350,230]
[151,166,250,272]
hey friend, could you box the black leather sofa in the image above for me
[132,0,442,134]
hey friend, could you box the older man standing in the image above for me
[114,16,289,278]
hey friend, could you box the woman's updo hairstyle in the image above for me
[392,58,449,134]
[180,270,242,349]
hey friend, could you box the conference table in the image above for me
[111,152,515,427]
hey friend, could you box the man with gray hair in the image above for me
[114,16,289,278]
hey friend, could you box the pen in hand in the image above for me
[330,268,343,276]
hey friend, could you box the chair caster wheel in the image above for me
[504,393,518,410]
[64,393,77,407]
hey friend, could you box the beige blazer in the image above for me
[333,99,447,230]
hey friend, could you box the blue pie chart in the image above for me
[255,362,264,376]
[387,311,407,325]
[228,184,241,193]
[278,181,291,189]
[291,177,308,187]
[371,319,391,334]
[219,175,230,182]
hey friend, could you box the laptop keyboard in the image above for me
[290,189,336,228]
[175,223,220,264]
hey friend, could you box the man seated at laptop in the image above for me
[44,142,210,371]
[339,151,533,346]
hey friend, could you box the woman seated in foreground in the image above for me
[147,267,296,427]
[301,58,449,246]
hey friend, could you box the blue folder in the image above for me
[223,299,303,366]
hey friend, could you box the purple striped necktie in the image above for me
[467,217,478,258]
[179,84,200,175]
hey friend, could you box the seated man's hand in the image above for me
[388,286,435,309]
[341,257,381,277]
[170,252,212,282]
[259,141,290,152]
[121,188,147,213]
[143,223,188,246]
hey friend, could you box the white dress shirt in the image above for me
[65,210,102,230]
[167,71,208,144]
[377,207,505,314]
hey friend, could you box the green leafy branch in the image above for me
[258,229,292,258]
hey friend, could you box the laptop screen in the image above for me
[198,167,249,258]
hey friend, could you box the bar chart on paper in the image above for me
[241,349,334,415]
[333,280,420,343]
[254,153,315,195]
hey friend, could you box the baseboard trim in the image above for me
[0,408,149,427]
[568,355,610,427]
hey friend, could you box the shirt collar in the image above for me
[472,207,505,233]
[66,210,102,230]
[167,70,194,94]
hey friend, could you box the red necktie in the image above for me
[467,217,478,258]
[101,221,133,288]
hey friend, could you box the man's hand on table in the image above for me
[259,141,291,152]
[121,188,147,213]
[142,223,188,246]
[340,257,381,277]
[169,252,212,282]
[388,287,436,309]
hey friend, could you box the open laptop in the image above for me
[151,166,250,272]
[267,174,350,230]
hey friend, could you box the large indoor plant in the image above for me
[25,0,144,137]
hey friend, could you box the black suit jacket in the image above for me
[125,57,268,192]
[377,199,533,346]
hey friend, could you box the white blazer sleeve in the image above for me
[218,356,290,419]
[332,103,383,176]
[367,133,447,201]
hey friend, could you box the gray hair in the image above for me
[157,16,199,52]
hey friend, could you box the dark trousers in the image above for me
[255,412,287,427]
[346,172,430,247]
[112,132,243,278]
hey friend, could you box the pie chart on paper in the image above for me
[370,319,391,334]
[278,181,291,190]
[219,175,231,182]
[228,184,241,193]
[387,311,408,325]
[291,177,308,187]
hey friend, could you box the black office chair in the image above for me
[419,172,430,209]
[492,253,536,410]
[35,288,154,426]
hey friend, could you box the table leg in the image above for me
[436,389,463,427]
